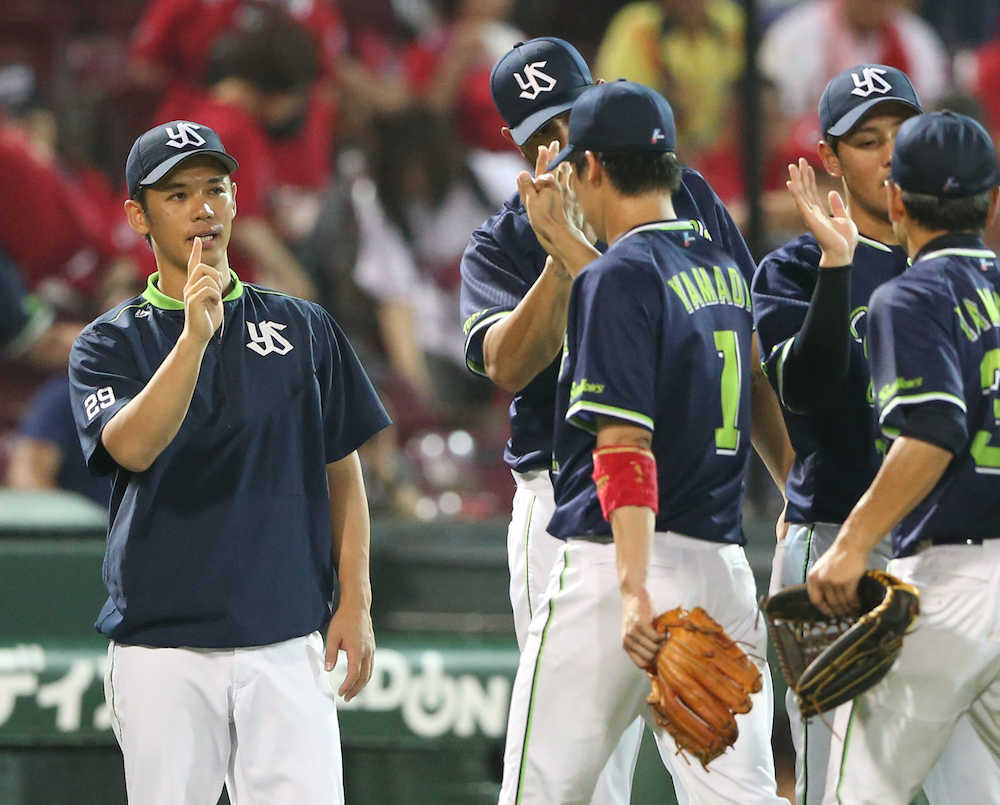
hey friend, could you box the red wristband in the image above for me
[591,446,659,520]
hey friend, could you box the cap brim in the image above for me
[508,84,591,145]
[139,149,239,190]
[545,143,576,170]
[826,96,922,137]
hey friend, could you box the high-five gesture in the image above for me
[183,236,225,343]
[787,158,858,268]
[516,141,591,276]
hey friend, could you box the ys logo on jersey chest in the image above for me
[246,321,294,356]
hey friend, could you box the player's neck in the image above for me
[604,193,678,245]
[901,225,957,261]
[154,254,234,301]
[846,200,897,246]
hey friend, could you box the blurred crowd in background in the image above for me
[1,0,999,523]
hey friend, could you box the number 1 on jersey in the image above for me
[714,330,741,455]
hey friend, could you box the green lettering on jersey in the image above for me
[569,378,605,402]
[964,298,990,337]
[667,275,694,313]
[713,266,733,305]
[680,272,705,309]
[877,376,924,405]
[955,304,979,342]
[728,267,749,311]
[692,267,719,304]
[977,288,1000,327]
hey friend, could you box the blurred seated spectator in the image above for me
[693,76,839,243]
[173,15,322,298]
[402,0,524,151]
[595,0,744,161]
[5,261,146,507]
[130,0,344,214]
[0,248,79,371]
[760,0,949,122]
[349,106,519,423]
[6,375,111,506]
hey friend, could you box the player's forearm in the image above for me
[328,452,373,611]
[612,507,655,594]
[749,334,793,494]
[545,229,601,279]
[230,219,317,300]
[835,436,953,556]
[483,259,573,392]
[101,333,207,472]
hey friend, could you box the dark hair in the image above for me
[566,150,683,196]
[369,105,491,242]
[900,189,993,233]
[205,13,317,93]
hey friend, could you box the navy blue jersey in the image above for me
[460,167,755,473]
[867,236,1000,556]
[69,271,391,648]
[752,234,905,524]
[19,376,111,507]
[547,221,753,542]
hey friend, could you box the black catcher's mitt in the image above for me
[760,569,919,718]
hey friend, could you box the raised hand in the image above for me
[516,140,587,260]
[183,236,224,343]
[787,158,858,268]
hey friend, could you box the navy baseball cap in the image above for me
[126,120,238,198]
[819,64,921,138]
[891,111,999,198]
[490,37,593,146]
[547,80,676,170]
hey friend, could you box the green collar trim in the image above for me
[142,269,244,310]
[857,235,894,253]
[617,219,702,245]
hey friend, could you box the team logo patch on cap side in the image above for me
[165,122,207,149]
[514,62,557,100]
[850,67,893,98]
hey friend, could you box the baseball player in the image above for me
[752,63,918,804]
[497,79,784,805]
[68,120,390,804]
[460,38,791,803]
[807,110,1000,804]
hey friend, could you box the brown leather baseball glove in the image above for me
[646,607,763,768]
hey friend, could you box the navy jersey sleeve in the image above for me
[68,324,146,476]
[459,198,546,376]
[750,240,817,407]
[868,280,967,445]
[565,261,662,433]
[316,309,392,462]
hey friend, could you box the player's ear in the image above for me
[987,186,1000,230]
[885,180,905,224]
[500,126,516,147]
[124,198,150,237]
[817,140,841,178]
[230,180,237,220]
[584,151,601,185]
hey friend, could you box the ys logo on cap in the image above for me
[165,122,207,149]
[850,67,892,98]
[514,61,557,100]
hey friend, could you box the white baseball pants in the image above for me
[105,631,344,805]
[823,540,1000,804]
[507,469,643,805]
[499,533,784,805]
[772,523,997,805]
